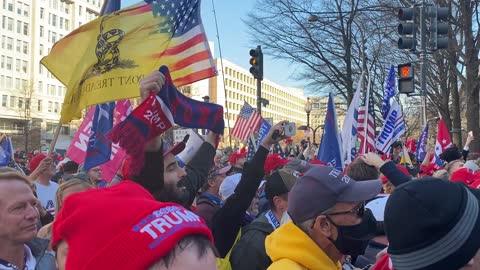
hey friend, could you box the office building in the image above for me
[0,0,102,153]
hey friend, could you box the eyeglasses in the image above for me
[324,202,365,218]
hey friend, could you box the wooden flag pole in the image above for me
[47,121,62,156]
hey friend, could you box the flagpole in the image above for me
[48,121,62,156]
[362,73,372,153]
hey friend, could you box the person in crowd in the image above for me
[28,154,59,217]
[284,138,299,158]
[196,165,231,225]
[382,178,480,270]
[58,161,79,184]
[37,179,92,266]
[214,150,224,167]
[219,172,259,224]
[227,148,247,175]
[212,121,288,258]
[50,180,216,270]
[258,154,292,213]
[445,159,465,176]
[346,157,380,181]
[390,141,403,164]
[450,167,480,186]
[86,166,107,188]
[0,171,56,270]
[265,165,381,270]
[126,69,219,209]
[230,168,297,270]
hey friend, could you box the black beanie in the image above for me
[385,178,480,270]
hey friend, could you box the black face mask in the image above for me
[327,208,377,256]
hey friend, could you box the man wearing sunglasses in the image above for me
[265,165,381,270]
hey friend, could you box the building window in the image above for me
[22,79,27,88]
[9,96,15,107]
[52,0,57,9]
[79,5,82,16]
[23,22,28,35]
[16,1,20,14]
[0,75,3,87]
[16,19,20,33]
[6,37,12,50]
[7,0,12,11]
[22,41,27,54]
[15,77,20,88]
[51,32,56,43]
[38,81,43,93]
[22,60,26,73]
[40,25,44,37]
[1,16,4,29]
[6,57,12,70]
[59,17,63,29]
[47,101,52,112]
[37,100,42,112]
[7,17,13,31]
[15,39,20,52]
[38,62,43,74]
[52,14,56,26]
[5,76,12,88]
[23,4,28,17]
[15,59,20,72]
[54,102,58,113]
[1,95,6,107]
[18,97,23,108]
[65,19,69,30]
[0,55,4,69]
[39,44,44,55]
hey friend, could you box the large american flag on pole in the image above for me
[357,78,376,154]
[231,102,262,142]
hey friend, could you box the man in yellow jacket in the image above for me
[265,165,381,270]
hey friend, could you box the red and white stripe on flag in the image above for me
[357,105,376,154]
[231,103,262,142]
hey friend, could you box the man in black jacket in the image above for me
[230,168,297,270]
[212,121,289,257]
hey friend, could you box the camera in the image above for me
[283,122,296,137]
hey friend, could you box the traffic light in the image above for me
[249,45,263,80]
[398,8,416,50]
[398,63,415,94]
[428,7,449,50]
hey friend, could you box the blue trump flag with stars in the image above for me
[246,136,256,161]
[416,122,430,163]
[0,136,13,167]
[382,65,396,120]
[256,119,272,149]
[317,93,344,169]
[84,0,121,171]
[84,102,116,170]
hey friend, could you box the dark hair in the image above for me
[439,145,462,163]
[346,157,380,181]
[151,234,216,269]
[268,193,288,212]
[63,161,79,174]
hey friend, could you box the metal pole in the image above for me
[256,78,262,114]
[420,1,428,128]
[307,112,310,129]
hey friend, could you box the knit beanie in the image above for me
[385,178,480,270]
[51,180,213,270]
[29,153,46,172]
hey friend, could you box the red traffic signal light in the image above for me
[398,63,415,94]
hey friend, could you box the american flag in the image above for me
[150,0,217,86]
[357,85,376,154]
[231,102,262,142]
[246,136,256,161]
[273,142,286,158]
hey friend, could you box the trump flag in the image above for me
[317,94,343,170]
[41,0,216,124]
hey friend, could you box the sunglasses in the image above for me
[324,202,365,218]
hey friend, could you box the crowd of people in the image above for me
[1,70,480,270]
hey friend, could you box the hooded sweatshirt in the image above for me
[265,221,342,270]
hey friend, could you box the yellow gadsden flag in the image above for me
[41,0,216,124]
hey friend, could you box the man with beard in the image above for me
[129,70,218,209]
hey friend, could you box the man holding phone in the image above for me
[28,154,58,217]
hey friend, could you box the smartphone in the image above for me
[283,122,296,137]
